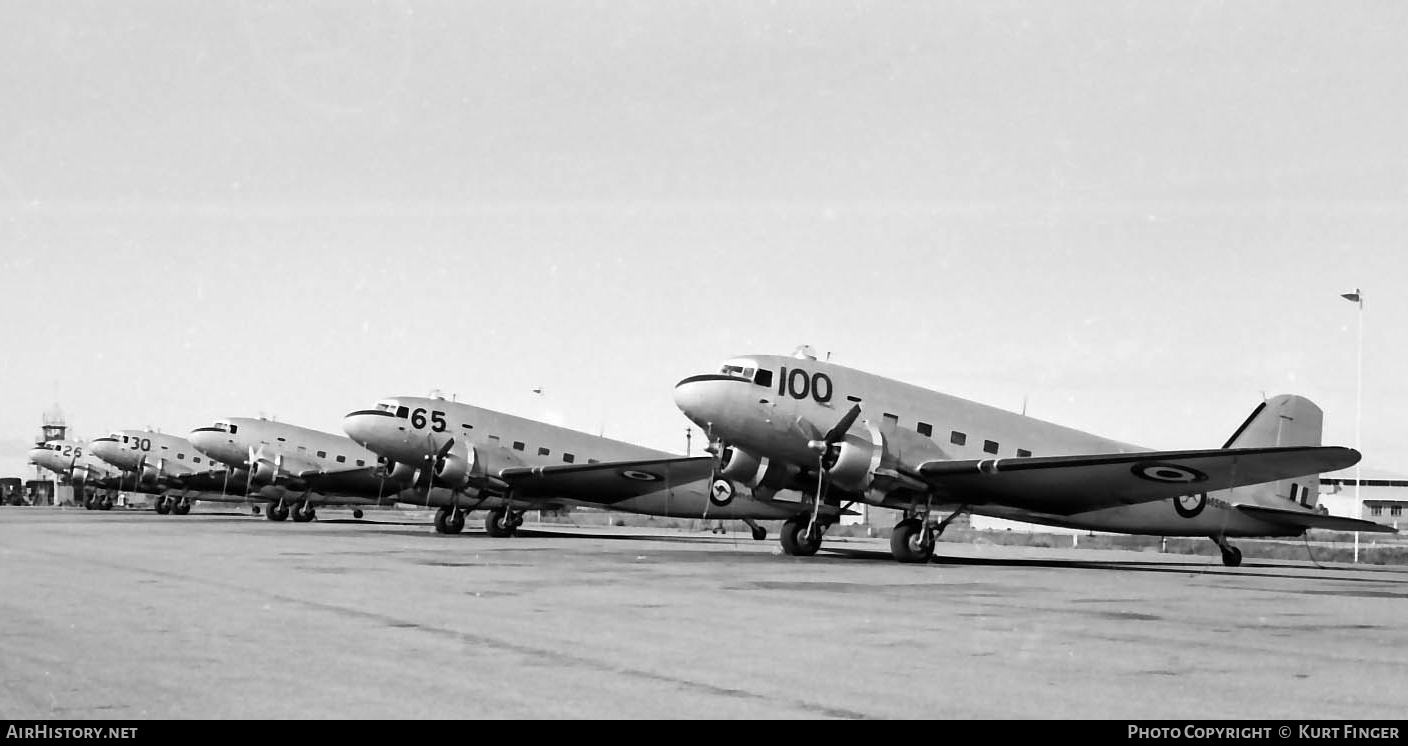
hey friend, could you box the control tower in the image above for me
[38,405,67,444]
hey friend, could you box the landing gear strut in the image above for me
[434,506,466,534]
[155,496,172,515]
[1212,535,1242,567]
[292,503,316,523]
[891,518,935,563]
[779,515,825,556]
[742,517,767,541]
[172,497,191,516]
[266,501,290,522]
[485,507,522,538]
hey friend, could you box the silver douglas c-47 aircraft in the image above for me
[673,348,1387,565]
[341,396,809,537]
[89,429,252,514]
[188,418,404,521]
[26,438,125,509]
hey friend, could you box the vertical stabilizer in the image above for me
[1223,395,1324,509]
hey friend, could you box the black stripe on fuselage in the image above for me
[190,427,224,433]
[91,437,117,444]
[345,410,396,418]
[675,374,753,387]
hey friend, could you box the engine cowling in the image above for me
[248,460,279,485]
[138,461,163,487]
[384,460,420,485]
[719,445,798,491]
[433,444,478,489]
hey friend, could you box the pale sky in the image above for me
[2,1,1405,480]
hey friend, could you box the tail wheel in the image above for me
[751,525,767,541]
[352,509,364,519]
[890,518,934,564]
[1221,547,1243,567]
[779,516,822,557]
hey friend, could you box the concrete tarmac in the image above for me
[2,507,1406,720]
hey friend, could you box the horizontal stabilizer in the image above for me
[914,445,1360,515]
[1235,504,1399,534]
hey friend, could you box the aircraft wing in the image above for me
[913,445,1360,516]
[495,455,715,504]
[1234,504,1399,534]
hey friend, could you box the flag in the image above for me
[1341,290,1361,304]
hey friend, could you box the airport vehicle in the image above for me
[187,418,405,522]
[672,348,1385,564]
[341,396,807,536]
[25,438,124,509]
[89,430,252,515]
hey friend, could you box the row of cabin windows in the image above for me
[910,419,1031,458]
[382,406,603,465]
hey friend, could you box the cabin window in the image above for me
[194,457,202,464]
[489,435,500,443]
[396,406,409,419]
[950,431,967,446]
[754,369,773,388]
[1016,449,1032,458]
[177,453,185,460]
[983,440,999,455]
[336,455,346,463]
[538,447,550,456]
[882,413,899,428]
[356,459,365,467]
[917,422,932,437]
[317,450,327,458]
[563,453,575,463]
[513,441,525,451]
[588,458,600,464]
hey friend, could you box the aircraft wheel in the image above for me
[779,516,822,557]
[267,505,289,522]
[1221,547,1242,567]
[890,518,934,564]
[485,508,515,538]
[292,507,315,523]
[172,500,190,516]
[433,507,451,534]
[155,497,172,515]
[353,509,364,519]
[251,506,261,515]
[446,509,465,534]
[83,494,96,510]
[751,526,767,541]
[100,498,113,511]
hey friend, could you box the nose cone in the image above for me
[342,409,394,450]
[26,447,47,467]
[187,427,221,457]
[673,374,746,431]
[89,437,119,465]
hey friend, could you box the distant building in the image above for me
[1320,475,1408,532]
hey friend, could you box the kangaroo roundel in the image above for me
[709,478,735,506]
[1174,492,1207,518]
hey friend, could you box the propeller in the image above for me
[804,403,863,538]
[243,445,264,497]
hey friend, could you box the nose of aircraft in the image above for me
[187,427,219,456]
[672,374,741,431]
[342,409,394,450]
[89,437,118,463]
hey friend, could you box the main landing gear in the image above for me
[1211,535,1243,567]
[291,503,317,523]
[485,507,524,538]
[890,508,964,564]
[154,495,173,515]
[265,501,291,522]
[434,506,467,534]
[779,515,827,556]
[742,517,768,541]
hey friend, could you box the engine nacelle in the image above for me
[719,446,798,490]
[248,460,279,485]
[433,444,478,489]
[138,461,163,487]
[385,460,420,485]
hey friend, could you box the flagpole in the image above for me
[1354,290,1363,564]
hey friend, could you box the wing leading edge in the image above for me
[914,445,1360,515]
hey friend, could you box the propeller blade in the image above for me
[823,403,863,446]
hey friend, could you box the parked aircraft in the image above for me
[673,348,1382,565]
[89,430,252,515]
[26,438,124,509]
[187,418,404,521]
[341,396,809,537]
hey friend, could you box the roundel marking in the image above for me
[709,478,735,506]
[1131,461,1208,484]
[1174,492,1208,519]
[620,469,662,482]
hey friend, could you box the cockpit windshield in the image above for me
[720,359,772,388]
[375,400,398,413]
[719,363,757,380]
[211,421,238,434]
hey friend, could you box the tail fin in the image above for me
[1222,395,1323,510]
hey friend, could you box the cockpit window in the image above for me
[754,368,773,388]
[396,405,410,419]
[375,400,396,413]
[720,364,744,377]
[229,424,238,434]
